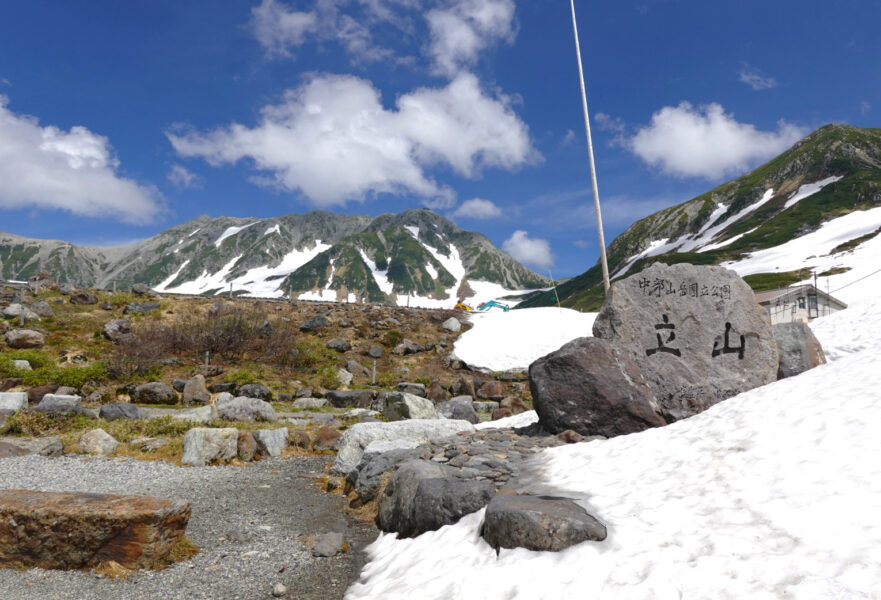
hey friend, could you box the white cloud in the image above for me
[0,95,163,223]
[626,102,807,180]
[503,230,553,269]
[167,164,202,189]
[594,112,626,134]
[453,198,502,219]
[250,0,318,57]
[739,64,777,90]
[168,72,536,208]
[560,129,576,146]
[426,0,516,76]
[861,101,871,115]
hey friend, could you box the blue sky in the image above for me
[0,0,878,278]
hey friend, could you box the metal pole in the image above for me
[549,270,561,308]
[570,0,611,295]
[372,360,376,385]
[19,286,25,327]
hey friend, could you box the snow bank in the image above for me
[453,307,597,372]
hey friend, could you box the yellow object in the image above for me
[455,302,474,311]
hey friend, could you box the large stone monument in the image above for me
[592,262,778,422]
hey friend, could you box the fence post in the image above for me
[372,360,376,385]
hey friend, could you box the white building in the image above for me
[754,284,847,325]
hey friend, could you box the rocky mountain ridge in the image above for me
[521,123,881,310]
[0,209,551,307]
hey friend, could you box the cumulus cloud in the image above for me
[167,164,202,189]
[427,0,516,77]
[453,198,502,219]
[626,102,807,180]
[0,95,162,223]
[168,72,536,208]
[503,230,553,269]
[739,64,777,90]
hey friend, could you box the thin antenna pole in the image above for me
[549,270,561,308]
[570,0,610,295]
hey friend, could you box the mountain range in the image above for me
[0,209,551,308]
[520,123,881,310]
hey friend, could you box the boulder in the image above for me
[477,380,504,399]
[499,396,529,414]
[396,382,426,397]
[182,375,211,406]
[346,360,371,379]
[441,317,461,332]
[38,440,64,457]
[292,397,329,409]
[253,428,288,457]
[326,389,376,409]
[3,304,40,323]
[436,397,479,424]
[56,386,78,396]
[171,405,217,424]
[481,494,607,552]
[331,419,475,475]
[300,315,329,331]
[78,429,119,456]
[592,263,778,421]
[35,394,82,415]
[69,291,98,305]
[0,378,22,392]
[5,329,45,349]
[377,460,495,537]
[217,396,277,422]
[313,426,342,450]
[0,489,191,570]
[208,382,237,394]
[773,322,826,379]
[102,318,132,344]
[123,302,160,315]
[194,364,224,378]
[131,283,152,295]
[529,337,666,437]
[30,300,55,318]
[326,339,351,352]
[181,427,239,466]
[99,402,143,421]
[0,441,29,458]
[449,375,477,398]
[237,431,258,461]
[336,368,354,388]
[171,378,187,393]
[392,339,421,355]
[347,442,427,504]
[258,319,273,337]
[132,382,177,405]
[311,532,345,557]
[366,345,383,359]
[58,283,76,295]
[0,392,28,412]
[427,380,448,403]
[472,401,499,414]
[27,383,58,404]
[382,392,439,421]
[236,383,272,401]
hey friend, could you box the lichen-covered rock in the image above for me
[253,428,288,457]
[0,392,27,412]
[98,402,143,421]
[217,396,277,422]
[182,375,211,406]
[382,392,439,421]
[5,329,45,349]
[102,318,133,344]
[773,322,827,379]
[78,429,119,456]
[181,427,238,466]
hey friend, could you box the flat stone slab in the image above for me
[0,489,191,570]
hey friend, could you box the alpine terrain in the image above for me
[521,123,881,310]
[0,209,550,307]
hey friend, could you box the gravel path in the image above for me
[0,453,377,600]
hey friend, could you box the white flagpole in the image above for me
[570,0,611,295]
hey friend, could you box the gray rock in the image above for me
[326,389,376,408]
[253,428,288,457]
[346,360,370,379]
[69,291,98,305]
[171,405,218,424]
[436,397,479,424]
[84,390,106,404]
[300,315,329,331]
[208,382,237,394]
[39,439,63,457]
[272,583,288,597]
[131,283,152,295]
[331,419,475,474]
[183,374,211,406]
[172,378,187,393]
[59,283,76,295]
[237,431,258,461]
[529,337,666,437]
[348,443,426,503]
[123,301,160,315]
[102,318,132,344]
[592,263,778,421]
[99,402,143,421]
[311,532,344,557]
[3,304,40,323]
[366,345,383,359]
[409,478,495,535]
[396,382,426,397]
[215,391,235,404]
[5,328,45,349]
[377,459,451,535]
[326,339,351,352]
[292,397,329,409]
[0,392,28,412]
[441,317,461,332]
[77,429,119,456]
[35,394,82,414]
[55,386,78,396]
[236,383,272,401]
[773,322,826,379]
[471,401,498,414]
[258,320,273,337]
[30,300,55,318]
[382,392,439,421]
[392,339,421,355]
[132,382,177,405]
[481,494,607,552]
[277,393,293,402]
[217,396,277,422]
[427,381,448,403]
[181,427,239,466]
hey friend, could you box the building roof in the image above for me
[753,284,847,309]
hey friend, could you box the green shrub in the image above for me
[224,370,259,386]
[315,367,341,390]
[383,329,403,347]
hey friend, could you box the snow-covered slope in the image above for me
[346,272,881,600]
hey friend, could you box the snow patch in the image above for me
[263,224,280,236]
[425,263,438,279]
[159,255,242,295]
[784,176,843,209]
[214,222,258,247]
[231,241,331,298]
[358,249,394,295]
